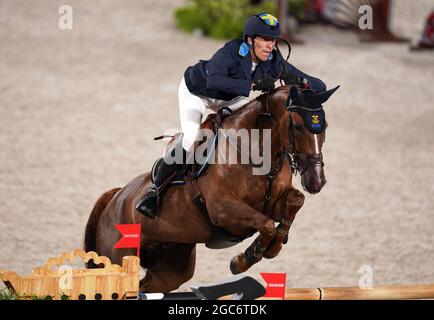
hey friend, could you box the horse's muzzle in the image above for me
[301,163,327,194]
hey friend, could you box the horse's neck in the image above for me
[226,89,287,124]
[224,99,272,129]
[223,100,260,130]
[222,93,288,161]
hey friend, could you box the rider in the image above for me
[136,13,326,219]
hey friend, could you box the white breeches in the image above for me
[178,77,250,151]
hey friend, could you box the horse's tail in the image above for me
[83,187,121,253]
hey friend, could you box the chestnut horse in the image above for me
[83,84,338,293]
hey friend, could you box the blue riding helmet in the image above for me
[243,13,281,41]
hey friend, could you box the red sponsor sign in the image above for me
[114,224,141,257]
[260,272,286,299]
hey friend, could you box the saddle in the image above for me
[151,111,222,186]
[152,109,255,249]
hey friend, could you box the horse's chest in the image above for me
[251,162,292,210]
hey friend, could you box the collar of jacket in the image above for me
[238,42,274,60]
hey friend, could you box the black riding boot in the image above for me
[135,140,186,219]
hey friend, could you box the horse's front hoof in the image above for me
[230,256,242,275]
[230,254,250,275]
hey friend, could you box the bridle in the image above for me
[214,87,326,214]
[257,87,326,178]
[275,39,325,176]
[286,106,325,176]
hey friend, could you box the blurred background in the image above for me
[0,0,433,292]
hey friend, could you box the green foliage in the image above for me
[60,293,70,300]
[288,0,307,21]
[30,294,53,300]
[174,0,277,40]
[0,287,71,300]
[0,287,17,300]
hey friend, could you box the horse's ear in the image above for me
[291,88,317,108]
[289,85,340,110]
[317,85,340,105]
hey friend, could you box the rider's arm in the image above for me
[269,52,326,93]
[284,61,327,92]
[206,45,252,97]
[282,61,326,93]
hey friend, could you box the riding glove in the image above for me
[252,75,275,92]
[281,72,310,89]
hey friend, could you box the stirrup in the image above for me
[135,185,160,219]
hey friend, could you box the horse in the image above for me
[83,84,339,293]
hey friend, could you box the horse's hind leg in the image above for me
[139,243,196,293]
[263,188,304,259]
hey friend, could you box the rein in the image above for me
[212,107,273,170]
[260,89,325,214]
[213,87,324,215]
[211,103,287,215]
[213,92,289,215]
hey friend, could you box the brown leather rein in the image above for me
[213,90,324,215]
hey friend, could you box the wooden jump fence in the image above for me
[1,249,433,300]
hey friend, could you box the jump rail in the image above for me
[256,285,434,300]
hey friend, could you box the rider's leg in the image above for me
[178,77,207,152]
[135,78,206,219]
[135,137,186,218]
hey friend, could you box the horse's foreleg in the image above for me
[229,219,277,274]
[207,197,277,274]
[263,188,304,259]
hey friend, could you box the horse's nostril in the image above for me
[302,174,326,194]
[317,181,326,192]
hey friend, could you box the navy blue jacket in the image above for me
[184,39,326,101]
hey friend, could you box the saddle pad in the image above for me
[150,132,218,185]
